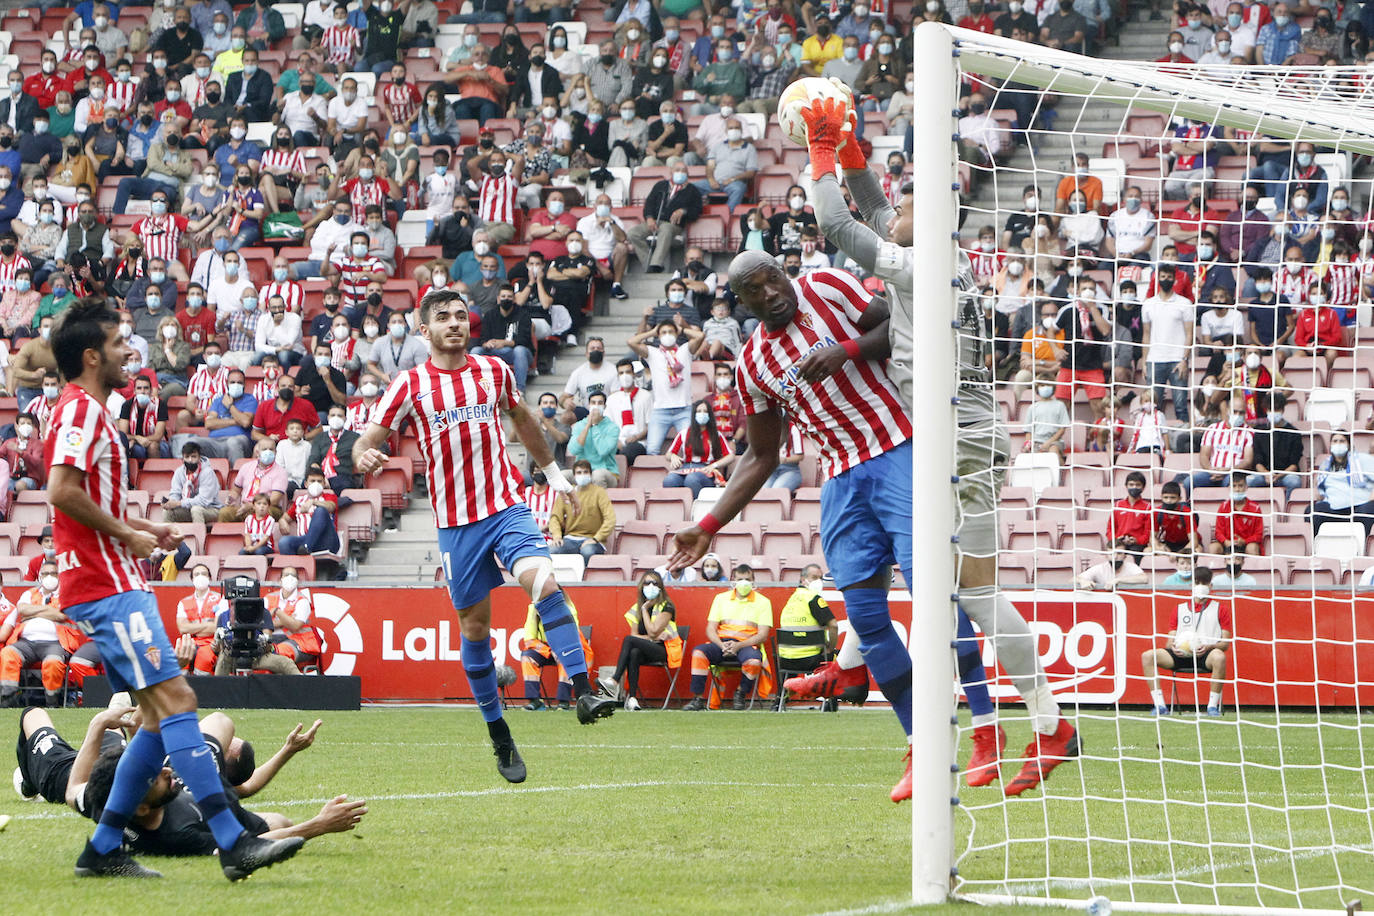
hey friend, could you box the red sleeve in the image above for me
[251,402,270,431]
[173,213,190,231]
[1169,605,1179,630]
[1217,603,1233,631]
[340,178,357,195]
[666,431,686,457]
[1213,511,1231,544]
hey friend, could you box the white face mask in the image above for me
[715,376,731,391]
[162,325,177,340]
[1246,353,1261,369]
[619,373,635,389]
[361,382,379,398]
[41,575,58,592]
[1333,442,1350,458]
[789,195,805,209]
[307,481,326,497]
[281,575,299,592]
[695,411,711,425]
[1192,583,1210,600]
[328,415,345,432]
[567,241,582,255]
[574,472,592,487]
[642,583,661,600]
[193,574,211,591]
[805,578,824,594]
[1038,384,1056,399]
[15,422,30,438]
[660,333,677,348]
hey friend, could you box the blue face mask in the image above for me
[336,214,350,225]
[541,406,556,418]
[434,165,447,176]
[214,238,230,253]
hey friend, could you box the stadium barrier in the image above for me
[138,585,1373,704]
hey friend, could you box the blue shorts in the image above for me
[438,504,550,610]
[64,590,183,693]
[819,439,912,590]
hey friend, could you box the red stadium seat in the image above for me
[711,522,761,561]
[739,489,790,524]
[760,521,809,558]
[338,489,382,544]
[614,520,665,555]
[584,555,632,582]
[206,523,249,559]
[221,555,269,580]
[643,490,690,524]
[605,488,644,522]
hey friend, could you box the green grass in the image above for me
[1,706,1370,914]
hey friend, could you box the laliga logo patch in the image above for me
[312,593,363,675]
[63,428,83,450]
[144,646,161,669]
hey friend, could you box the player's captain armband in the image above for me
[873,241,907,281]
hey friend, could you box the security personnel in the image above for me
[521,597,594,711]
[683,564,774,711]
[776,563,837,672]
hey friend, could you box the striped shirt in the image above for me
[328,253,385,309]
[259,279,305,314]
[371,356,524,528]
[0,253,32,292]
[478,172,518,226]
[107,80,135,112]
[667,428,732,464]
[379,80,420,125]
[1323,261,1359,307]
[252,372,280,404]
[132,214,188,264]
[346,396,376,433]
[1276,264,1312,305]
[45,384,147,607]
[260,148,307,177]
[322,24,361,67]
[243,512,276,550]
[524,484,556,533]
[736,268,911,479]
[342,177,389,225]
[186,365,229,412]
[23,394,58,434]
[1199,421,1254,471]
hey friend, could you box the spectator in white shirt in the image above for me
[560,337,618,416]
[957,92,1008,165]
[275,417,313,493]
[326,78,371,156]
[206,248,254,313]
[605,357,652,465]
[627,320,705,454]
[1142,265,1195,421]
[1104,186,1156,263]
[255,294,306,369]
[1076,542,1149,590]
[1059,189,1104,253]
[297,200,361,279]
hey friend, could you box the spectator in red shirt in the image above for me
[525,190,578,261]
[1152,480,1202,554]
[23,525,53,582]
[1211,471,1265,556]
[1109,470,1153,555]
[1293,278,1345,373]
[251,374,321,444]
[177,282,218,364]
[958,2,997,33]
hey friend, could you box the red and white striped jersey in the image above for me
[667,427,732,464]
[341,177,389,225]
[967,248,1004,284]
[259,279,305,313]
[1276,265,1313,305]
[132,213,188,264]
[329,253,385,308]
[0,253,32,292]
[322,23,361,67]
[260,148,307,177]
[478,172,518,226]
[106,80,135,112]
[187,364,229,412]
[345,396,376,433]
[1358,255,1374,297]
[371,356,524,528]
[1322,261,1359,307]
[23,394,58,434]
[253,370,280,404]
[524,484,556,534]
[379,80,420,125]
[45,384,148,606]
[1199,421,1254,470]
[243,512,276,550]
[736,268,911,479]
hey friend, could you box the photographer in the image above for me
[210,576,301,676]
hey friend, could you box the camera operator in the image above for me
[210,576,300,676]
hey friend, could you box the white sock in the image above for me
[1027,683,1061,736]
[971,712,997,729]
[1151,689,1166,707]
[1209,691,1222,709]
[835,633,864,670]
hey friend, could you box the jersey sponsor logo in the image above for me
[428,401,493,431]
[55,550,80,573]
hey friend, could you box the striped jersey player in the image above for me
[352,289,614,785]
[44,299,303,880]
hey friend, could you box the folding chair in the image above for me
[640,624,689,709]
[772,627,828,712]
[706,635,768,710]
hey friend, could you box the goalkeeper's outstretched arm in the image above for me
[812,172,886,274]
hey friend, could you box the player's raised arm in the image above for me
[801,97,887,274]
[669,405,785,570]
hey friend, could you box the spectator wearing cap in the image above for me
[628,158,702,274]
[23,526,55,582]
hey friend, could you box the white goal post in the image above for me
[910,21,1374,914]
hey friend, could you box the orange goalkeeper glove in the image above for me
[836,108,868,172]
[802,96,849,182]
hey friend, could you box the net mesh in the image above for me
[943,27,1374,912]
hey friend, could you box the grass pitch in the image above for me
[1,706,1369,915]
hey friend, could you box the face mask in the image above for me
[42,382,59,399]
[1169,41,1184,54]
[41,575,58,592]
[1227,12,1241,28]
[695,411,711,425]
[1292,196,1308,210]
[1323,227,1337,241]
[118,322,133,339]
[1007,261,1024,277]
[660,333,678,349]
[1267,410,1283,425]
[1041,316,1056,330]
[1187,17,1201,28]
[1192,583,1211,600]
[1197,244,1214,260]
[352,242,371,258]
[134,392,153,408]
[1157,275,1175,292]
[281,575,299,592]
[1217,40,1231,54]
[364,324,379,339]
[627,29,640,40]
[778,32,792,44]
[358,168,374,181]
[231,127,247,141]
[843,46,858,61]
[642,583,661,601]
[243,297,258,312]
[310,354,330,371]
[734,579,753,596]
[567,241,582,255]
[718,104,735,118]
[1296,152,1313,168]
[1229,411,1246,427]
[1333,442,1350,458]
[1025,196,1039,211]
[668,288,688,305]
[1311,294,1326,306]
[159,324,180,342]
[711,24,725,39]
[473,241,490,256]
[574,472,591,487]
[228,382,244,398]
[1038,384,1056,399]
[259,450,276,466]
[726,128,742,142]
[1126,486,1143,500]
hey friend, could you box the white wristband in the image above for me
[541,462,574,493]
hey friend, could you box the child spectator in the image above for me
[1125,390,1170,455]
[276,417,313,496]
[1161,552,1195,588]
[1022,383,1070,461]
[1293,278,1345,372]
[241,493,277,555]
[697,298,742,361]
[1153,481,1202,554]
[1109,470,1153,555]
[1212,471,1265,555]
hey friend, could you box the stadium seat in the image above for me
[1313,522,1365,560]
[606,488,644,523]
[221,555,269,580]
[739,489,790,524]
[1287,558,1343,589]
[338,489,382,544]
[614,520,664,555]
[779,555,825,582]
[206,523,249,559]
[712,523,761,561]
[550,553,585,584]
[268,555,316,583]
[584,555,631,583]
[760,521,809,558]
[1008,453,1062,497]
[0,555,27,582]
[643,489,691,524]
[690,488,724,523]
[10,492,49,528]
[1307,387,1355,428]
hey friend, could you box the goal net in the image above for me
[913,22,1374,914]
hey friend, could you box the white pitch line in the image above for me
[321,741,898,752]
[805,900,915,916]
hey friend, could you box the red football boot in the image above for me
[890,745,912,803]
[1004,718,1081,797]
[965,724,1006,788]
[783,661,869,699]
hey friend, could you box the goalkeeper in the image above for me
[797,95,1081,796]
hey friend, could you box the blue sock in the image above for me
[91,729,165,854]
[159,711,244,851]
[957,609,994,719]
[556,682,571,703]
[461,634,504,724]
[845,587,913,736]
[535,591,587,679]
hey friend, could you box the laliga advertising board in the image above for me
[145,586,1374,705]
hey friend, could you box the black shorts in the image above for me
[1166,649,1211,673]
[269,173,300,193]
[18,724,122,808]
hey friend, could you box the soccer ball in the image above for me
[776,77,854,147]
[1175,637,1192,655]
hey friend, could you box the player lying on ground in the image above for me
[803,94,1081,797]
[353,289,616,787]
[44,297,307,879]
[15,703,366,855]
